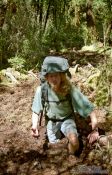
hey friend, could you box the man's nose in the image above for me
[52,76,57,81]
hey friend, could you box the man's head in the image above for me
[41,56,71,95]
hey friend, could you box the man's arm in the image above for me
[90,110,98,130]
[88,110,99,144]
[31,86,43,137]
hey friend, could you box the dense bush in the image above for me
[1,0,111,71]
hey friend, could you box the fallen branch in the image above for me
[28,70,38,79]
[5,71,19,84]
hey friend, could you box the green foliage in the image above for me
[95,51,112,107]
[44,24,84,51]
[8,55,26,72]
[1,0,112,71]
[95,84,109,107]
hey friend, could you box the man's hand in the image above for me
[87,130,99,144]
[31,112,40,138]
[31,128,39,138]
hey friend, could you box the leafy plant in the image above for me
[95,51,112,107]
[8,55,26,72]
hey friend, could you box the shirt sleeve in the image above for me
[32,86,43,114]
[71,86,95,118]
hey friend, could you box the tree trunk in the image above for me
[43,0,51,32]
[0,3,7,29]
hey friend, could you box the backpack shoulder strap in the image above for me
[66,93,74,113]
[41,84,73,111]
[41,82,48,108]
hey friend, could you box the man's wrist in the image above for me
[92,128,98,132]
[32,125,37,130]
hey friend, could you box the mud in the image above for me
[0,79,111,175]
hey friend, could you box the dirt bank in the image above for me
[0,78,111,175]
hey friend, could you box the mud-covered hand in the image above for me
[31,112,40,138]
[87,130,99,144]
[31,128,39,138]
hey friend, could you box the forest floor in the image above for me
[0,67,112,175]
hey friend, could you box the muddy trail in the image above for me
[0,78,111,175]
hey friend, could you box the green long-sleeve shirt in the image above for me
[32,85,94,120]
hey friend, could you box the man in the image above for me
[31,56,98,156]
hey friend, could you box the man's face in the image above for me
[46,72,61,90]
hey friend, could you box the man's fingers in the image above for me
[89,135,95,144]
[88,131,99,144]
[31,128,39,138]
[87,134,91,140]
[32,128,36,134]
[33,134,39,138]
[88,134,98,144]
[32,132,39,138]
[88,135,92,143]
